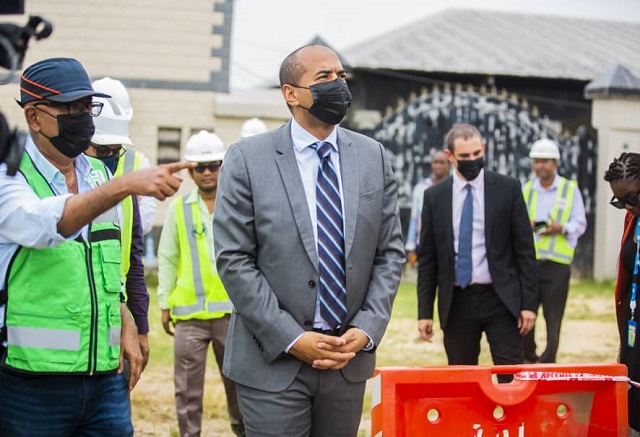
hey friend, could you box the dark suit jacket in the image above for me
[417,171,537,329]
[213,121,405,392]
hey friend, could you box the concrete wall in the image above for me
[591,98,640,280]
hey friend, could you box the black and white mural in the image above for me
[359,83,596,276]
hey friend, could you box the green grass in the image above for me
[135,273,619,436]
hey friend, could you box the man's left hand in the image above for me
[118,303,144,390]
[518,310,537,335]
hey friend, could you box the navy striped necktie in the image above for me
[312,141,347,328]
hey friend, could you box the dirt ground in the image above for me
[131,279,620,436]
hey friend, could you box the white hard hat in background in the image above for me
[91,96,133,146]
[92,77,133,120]
[241,117,268,138]
[185,131,225,162]
[529,138,560,160]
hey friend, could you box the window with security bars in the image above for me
[157,127,181,165]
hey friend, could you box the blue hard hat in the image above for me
[19,57,110,106]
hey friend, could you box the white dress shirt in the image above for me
[527,174,587,249]
[452,169,492,285]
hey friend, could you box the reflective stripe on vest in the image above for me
[168,195,232,320]
[524,177,576,265]
[114,148,142,283]
[8,326,80,351]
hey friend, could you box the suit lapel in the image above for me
[337,129,357,258]
[274,122,319,271]
[442,178,454,253]
[484,171,496,246]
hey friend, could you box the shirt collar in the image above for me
[452,168,484,192]
[290,118,338,153]
[185,187,200,204]
[25,136,93,186]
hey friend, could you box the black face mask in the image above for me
[41,113,95,158]
[456,156,484,181]
[295,79,352,125]
[99,156,119,174]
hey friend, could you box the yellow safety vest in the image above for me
[167,195,233,322]
[524,177,577,265]
[113,148,143,281]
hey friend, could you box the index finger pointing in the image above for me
[162,161,197,173]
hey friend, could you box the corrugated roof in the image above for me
[343,9,640,81]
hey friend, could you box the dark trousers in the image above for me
[443,284,523,380]
[523,260,571,363]
[0,370,132,436]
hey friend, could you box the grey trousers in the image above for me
[174,315,243,437]
[235,364,366,437]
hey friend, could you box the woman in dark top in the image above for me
[604,152,640,435]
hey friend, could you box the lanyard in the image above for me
[631,217,640,319]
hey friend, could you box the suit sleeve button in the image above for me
[308,280,316,288]
[304,320,313,326]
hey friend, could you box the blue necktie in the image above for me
[456,184,473,289]
[313,141,347,328]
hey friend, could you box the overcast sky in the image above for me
[230,0,640,89]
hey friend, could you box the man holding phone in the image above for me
[522,139,587,363]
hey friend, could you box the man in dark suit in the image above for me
[417,123,537,372]
[213,44,405,437]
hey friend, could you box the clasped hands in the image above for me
[289,327,369,370]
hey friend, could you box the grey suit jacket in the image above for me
[417,171,538,329]
[213,121,405,392]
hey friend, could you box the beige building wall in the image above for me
[0,0,290,229]
[6,0,224,82]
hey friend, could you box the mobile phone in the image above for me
[533,221,548,231]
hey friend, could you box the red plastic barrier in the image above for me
[371,364,628,436]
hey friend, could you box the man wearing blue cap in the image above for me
[0,57,193,435]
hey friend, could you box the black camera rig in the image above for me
[0,0,52,175]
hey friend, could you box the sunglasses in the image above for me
[193,163,221,174]
[609,192,639,209]
[92,146,126,159]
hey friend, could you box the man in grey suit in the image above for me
[213,44,405,436]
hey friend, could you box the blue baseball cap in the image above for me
[19,57,110,106]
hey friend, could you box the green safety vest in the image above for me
[524,176,577,265]
[3,153,122,374]
[167,195,233,322]
[113,147,143,282]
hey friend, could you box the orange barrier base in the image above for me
[371,364,628,437]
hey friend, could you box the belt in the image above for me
[454,283,493,292]
[312,328,341,336]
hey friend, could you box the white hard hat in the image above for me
[185,131,225,162]
[529,138,560,160]
[92,77,133,120]
[91,96,133,146]
[240,117,268,138]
